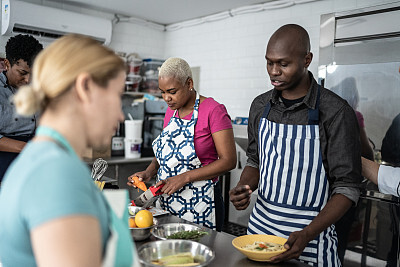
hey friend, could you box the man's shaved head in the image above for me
[268,24,311,58]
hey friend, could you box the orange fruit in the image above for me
[135,210,153,228]
[129,217,137,228]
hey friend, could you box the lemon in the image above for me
[135,210,153,228]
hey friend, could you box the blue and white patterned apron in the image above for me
[152,92,216,229]
[247,86,340,267]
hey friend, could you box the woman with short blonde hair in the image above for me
[128,57,236,231]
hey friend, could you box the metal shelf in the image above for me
[123,91,161,97]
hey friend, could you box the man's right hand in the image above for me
[229,185,252,210]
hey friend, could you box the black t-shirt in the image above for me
[280,95,305,108]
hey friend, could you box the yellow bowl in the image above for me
[232,234,287,262]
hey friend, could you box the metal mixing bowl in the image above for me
[138,240,215,267]
[152,223,205,240]
[130,217,158,241]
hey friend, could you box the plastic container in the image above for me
[142,59,164,73]
[126,74,142,92]
[128,58,143,75]
[124,138,142,159]
[141,75,159,93]
[124,120,143,140]
[111,136,124,156]
[233,117,249,125]
[140,59,164,78]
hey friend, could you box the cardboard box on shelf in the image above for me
[82,146,111,159]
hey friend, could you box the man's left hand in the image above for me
[269,230,310,263]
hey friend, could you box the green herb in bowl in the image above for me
[166,230,209,240]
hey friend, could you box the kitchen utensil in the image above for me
[152,223,206,240]
[232,234,287,262]
[94,180,105,191]
[131,184,164,208]
[130,217,158,241]
[138,240,215,267]
[91,158,108,181]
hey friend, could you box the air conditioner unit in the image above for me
[1,0,112,45]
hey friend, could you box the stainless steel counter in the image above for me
[135,214,309,267]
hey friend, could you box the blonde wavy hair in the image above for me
[159,57,192,86]
[14,34,125,116]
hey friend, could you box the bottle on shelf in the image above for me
[111,122,125,157]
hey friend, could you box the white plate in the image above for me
[147,207,169,217]
[128,205,169,217]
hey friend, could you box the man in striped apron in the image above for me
[230,24,362,266]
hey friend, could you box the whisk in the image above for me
[91,158,108,181]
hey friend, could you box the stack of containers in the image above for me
[140,58,164,93]
[126,56,142,92]
[124,119,143,158]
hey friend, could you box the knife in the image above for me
[131,184,165,208]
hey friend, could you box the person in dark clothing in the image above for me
[381,113,400,165]
[0,34,43,182]
[361,65,400,267]
[331,77,375,265]
[380,112,400,267]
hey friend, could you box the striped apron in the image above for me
[247,87,340,266]
[152,92,216,229]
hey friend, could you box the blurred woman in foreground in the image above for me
[0,34,139,267]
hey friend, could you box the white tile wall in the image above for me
[0,0,397,118]
[110,22,165,59]
[164,2,325,117]
[0,0,165,60]
[160,0,398,118]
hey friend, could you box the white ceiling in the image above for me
[50,0,276,25]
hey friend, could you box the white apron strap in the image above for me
[102,190,140,267]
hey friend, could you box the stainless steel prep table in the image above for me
[135,214,309,267]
